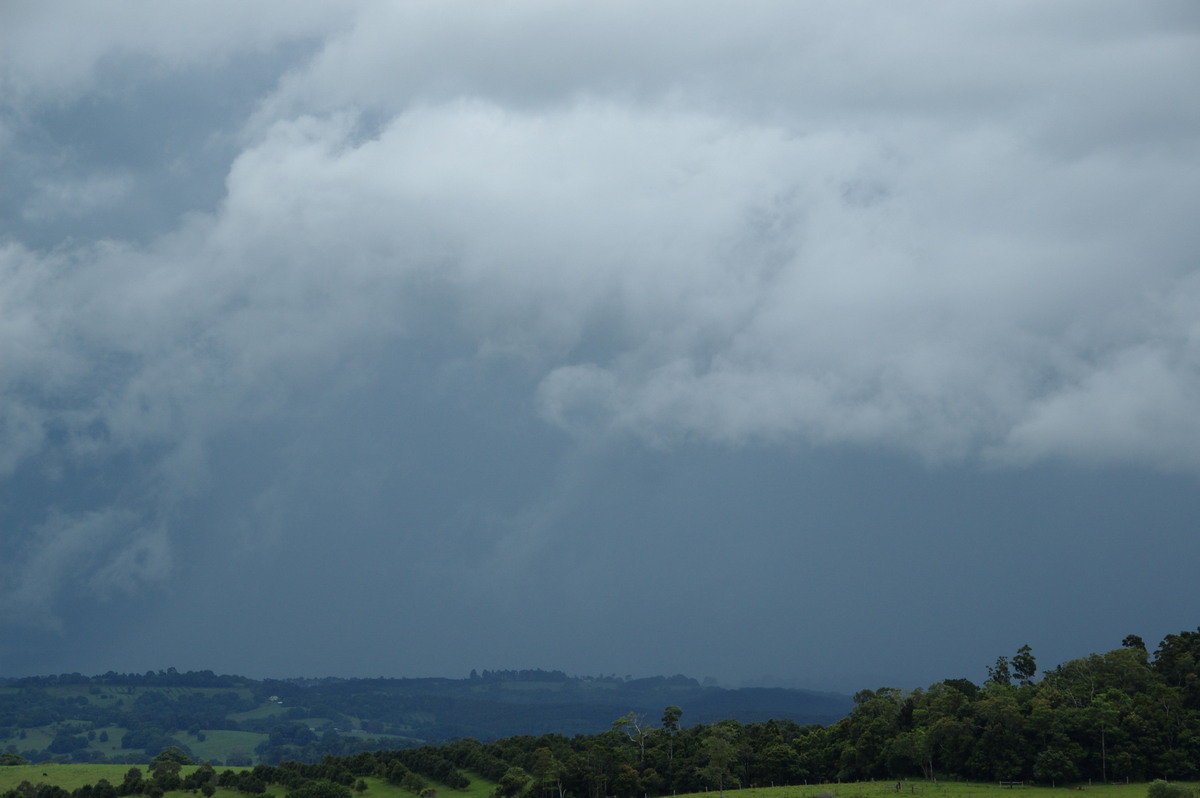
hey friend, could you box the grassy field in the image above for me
[0,725,269,768]
[674,782,1185,798]
[1,770,1191,798]
[0,765,250,798]
[0,764,135,791]
[0,764,259,792]
[0,764,500,798]
[227,704,289,723]
[0,684,273,766]
[347,772,496,798]
[176,730,268,763]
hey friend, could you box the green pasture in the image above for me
[5,770,1190,798]
[0,765,254,798]
[0,764,497,798]
[350,774,495,798]
[3,727,54,753]
[176,730,267,763]
[0,764,253,792]
[0,724,268,766]
[674,782,1192,798]
[453,771,499,798]
[0,764,133,791]
[228,703,289,722]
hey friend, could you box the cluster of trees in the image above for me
[251,727,419,769]
[826,633,1200,785]
[267,631,1197,794]
[6,672,250,691]
[294,630,1198,794]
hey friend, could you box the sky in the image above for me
[1,1,1199,695]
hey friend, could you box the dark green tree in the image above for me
[496,767,531,798]
[1124,635,1147,652]
[1012,646,1038,686]
[987,656,1012,687]
[661,706,682,769]
[1033,748,1081,786]
[758,742,803,785]
[288,781,352,798]
[1148,781,1194,798]
[698,726,739,798]
[530,748,564,798]
[118,768,144,797]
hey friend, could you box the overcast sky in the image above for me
[2,1,1199,694]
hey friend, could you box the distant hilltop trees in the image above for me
[469,669,572,682]
[4,669,251,690]
[466,669,699,686]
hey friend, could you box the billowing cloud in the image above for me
[1,1,1198,686]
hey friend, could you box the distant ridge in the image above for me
[0,668,852,765]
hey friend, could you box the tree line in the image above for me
[0,672,847,764]
[4,629,1200,798]
[384,630,1200,791]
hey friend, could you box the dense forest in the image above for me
[4,628,1200,798]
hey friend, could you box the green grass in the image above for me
[439,771,500,798]
[0,725,268,767]
[0,764,496,798]
[6,727,55,752]
[228,703,289,722]
[0,764,141,791]
[10,771,1188,798]
[0,765,256,798]
[91,726,132,757]
[672,781,1194,798]
[177,730,268,764]
[319,772,497,798]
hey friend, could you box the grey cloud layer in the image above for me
[1,1,1198,668]
[242,2,1200,466]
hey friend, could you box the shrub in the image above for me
[1149,781,1194,798]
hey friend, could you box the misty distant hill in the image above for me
[0,669,851,764]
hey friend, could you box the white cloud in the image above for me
[993,276,1200,470]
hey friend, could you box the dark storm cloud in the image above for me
[1,1,1198,689]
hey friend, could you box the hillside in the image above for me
[0,670,851,765]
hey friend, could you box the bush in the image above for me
[1149,781,1194,798]
[287,782,352,798]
